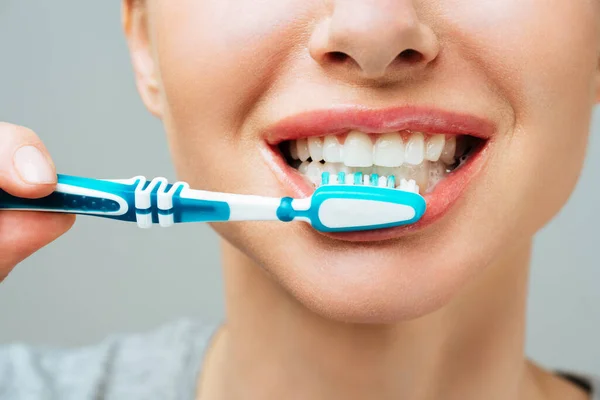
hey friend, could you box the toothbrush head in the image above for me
[280,171,426,233]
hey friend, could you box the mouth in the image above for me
[261,106,495,242]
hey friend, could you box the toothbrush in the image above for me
[0,173,426,233]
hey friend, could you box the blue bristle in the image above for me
[321,171,330,185]
[387,175,396,188]
[370,174,378,186]
[354,172,363,185]
[337,171,346,184]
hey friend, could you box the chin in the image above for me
[214,198,505,325]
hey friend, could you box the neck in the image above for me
[200,239,541,400]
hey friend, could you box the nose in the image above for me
[309,0,440,80]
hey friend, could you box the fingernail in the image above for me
[13,146,56,184]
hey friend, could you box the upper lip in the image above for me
[264,105,496,144]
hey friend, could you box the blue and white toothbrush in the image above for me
[0,172,426,233]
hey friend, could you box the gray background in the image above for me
[1,1,598,376]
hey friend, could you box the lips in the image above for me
[260,106,496,242]
[264,106,496,144]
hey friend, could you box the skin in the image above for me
[1,0,599,399]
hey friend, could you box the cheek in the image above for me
[149,0,314,183]
[443,0,597,230]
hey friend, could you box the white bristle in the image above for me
[398,179,419,193]
[378,175,387,187]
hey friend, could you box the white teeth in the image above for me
[323,135,344,163]
[306,161,323,185]
[373,132,405,167]
[353,166,371,175]
[289,141,299,160]
[404,132,425,165]
[298,161,310,174]
[319,163,350,176]
[291,131,456,194]
[335,163,351,175]
[296,138,310,162]
[307,136,324,162]
[440,136,456,165]
[343,131,373,167]
[323,162,339,174]
[425,134,445,162]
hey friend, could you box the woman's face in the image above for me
[127,0,600,322]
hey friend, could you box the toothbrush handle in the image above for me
[0,174,139,222]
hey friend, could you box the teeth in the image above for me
[308,137,324,162]
[425,134,445,162]
[338,164,351,174]
[373,132,405,167]
[323,162,339,174]
[289,131,463,194]
[298,160,310,174]
[289,141,299,160]
[343,131,373,167]
[353,166,372,175]
[404,132,425,165]
[306,161,323,185]
[296,138,310,162]
[440,136,456,165]
[323,135,344,163]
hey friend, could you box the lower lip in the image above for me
[259,140,492,242]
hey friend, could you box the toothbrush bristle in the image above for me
[317,172,420,194]
[370,174,378,186]
[387,175,396,188]
[354,172,363,185]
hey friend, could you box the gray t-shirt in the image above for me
[0,319,598,400]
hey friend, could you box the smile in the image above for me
[280,131,483,195]
[261,106,496,241]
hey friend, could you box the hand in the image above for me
[0,122,75,282]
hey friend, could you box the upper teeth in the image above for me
[323,135,343,162]
[344,131,374,167]
[373,132,405,167]
[290,131,453,168]
[296,138,310,162]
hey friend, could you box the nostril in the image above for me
[397,49,423,63]
[326,51,350,63]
